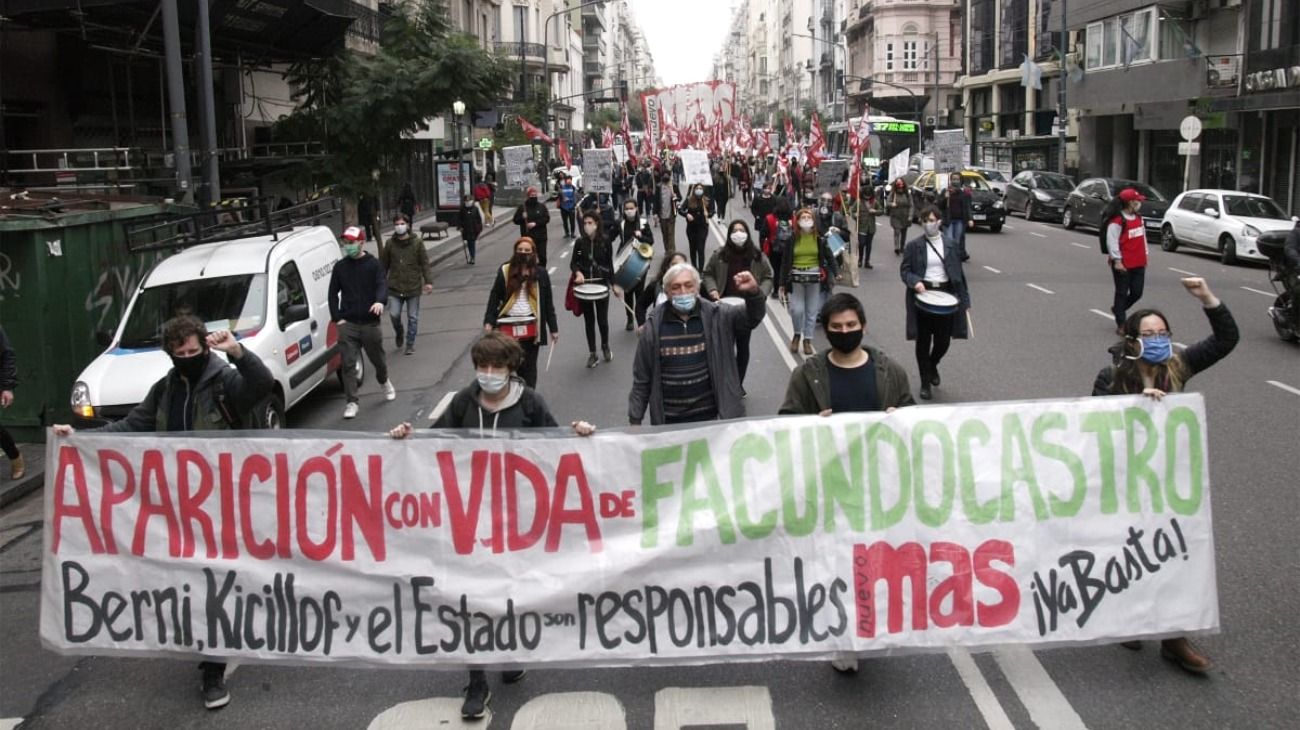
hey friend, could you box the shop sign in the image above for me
[1243,65,1300,93]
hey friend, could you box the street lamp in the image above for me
[452,99,467,205]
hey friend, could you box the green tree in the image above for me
[278,1,513,195]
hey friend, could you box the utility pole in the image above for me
[160,0,193,203]
[1058,0,1068,174]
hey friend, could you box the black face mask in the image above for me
[826,329,863,354]
[170,350,209,381]
[512,252,537,268]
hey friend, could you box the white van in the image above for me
[71,224,356,429]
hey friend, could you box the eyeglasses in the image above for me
[1138,330,1170,338]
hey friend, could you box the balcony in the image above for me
[583,59,604,77]
[820,52,833,69]
[581,3,607,31]
[494,41,547,68]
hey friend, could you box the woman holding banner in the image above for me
[483,237,559,388]
[1091,276,1236,676]
[389,332,595,720]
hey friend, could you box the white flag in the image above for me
[1020,55,1043,90]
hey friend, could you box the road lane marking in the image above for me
[1267,380,1300,397]
[428,391,456,421]
[1070,242,1091,249]
[561,250,570,259]
[983,265,1003,273]
[654,686,775,730]
[761,308,801,372]
[1090,308,1114,320]
[1003,224,1016,230]
[948,649,1015,730]
[994,646,1090,730]
[1027,283,1055,294]
[368,698,489,729]
[513,692,627,729]
[1030,231,1048,238]
[548,266,556,275]
[1241,286,1274,297]
[1169,267,1199,276]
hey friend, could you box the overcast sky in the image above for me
[629,0,735,87]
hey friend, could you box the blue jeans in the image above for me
[945,219,966,257]
[788,281,822,340]
[387,294,421,347]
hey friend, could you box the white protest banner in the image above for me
[582,148,615,194]
[889,148,910,183]
[613,143,628,165]
[503,145,534,189]
[815,160,850,196]
[679,150,712,186]
[41,395,1217,668]
[932,129,966,173]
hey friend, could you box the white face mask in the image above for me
[476,371,509,394]
[584,223,598,236]
[729,231,747,245]
[798,218,814,231]
[923,221,942,238]
[624,209,637,219]
[394,223,408,235]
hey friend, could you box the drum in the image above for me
[613,242,653,290]
[573,282,610,301]
[497,315,537,341]
[915,290,960,316]
[719,296,745,308]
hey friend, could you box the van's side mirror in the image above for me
[282,303,310,325]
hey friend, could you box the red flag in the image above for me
[558,138,572,168]
[602,126,615,149]
[807,113,826,167]
[784,117,795,148]
[517,117,553,145]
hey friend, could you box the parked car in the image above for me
[909,170,1006,232]
[1062,178,1170,234]
[969,166,1010,197]
[1159,190,1297,265]
[71,223,352,430]
[1004,170,1075,221]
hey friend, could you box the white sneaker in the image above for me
[343,402,359,419]
[383,380,396,401]
[830,655,859,673]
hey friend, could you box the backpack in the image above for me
[772,220,794,255]
[1098,215,1118,255]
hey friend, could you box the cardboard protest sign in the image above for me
[815,160,850,196]
[582,149,615,194]
[503,145,534,190]
[41,395,1218,667]
[679,150,712,186]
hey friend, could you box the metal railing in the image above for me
[5,148,136,174]
[342,0,383,43]
[124,196,342,253]
[494,41,546,60]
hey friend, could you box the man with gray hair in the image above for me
[629,262,766,425]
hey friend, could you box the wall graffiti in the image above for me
[0,251,21,302]
[83,253,164,335]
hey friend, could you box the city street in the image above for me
[2,207,1297,729]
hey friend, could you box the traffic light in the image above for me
[617,79,629,101]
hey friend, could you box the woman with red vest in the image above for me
[1105,188,1150,334]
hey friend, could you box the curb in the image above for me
[0,469,42,510]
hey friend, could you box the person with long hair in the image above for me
[572,210,615,368]
[886,176,912,255]
[778,206,838,356]
[1091,276,1236,675]
[703,219,775,390]
[900,204,970,400]
[483,237,559,388]
[762,195,794,300]
[679,182,716,270]
[617,197,656,331]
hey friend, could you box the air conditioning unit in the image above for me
[926,115,937,126]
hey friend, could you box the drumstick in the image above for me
[966,310,975,339]
[546,342,555,372]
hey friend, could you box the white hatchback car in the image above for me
[1160,189,1296,265]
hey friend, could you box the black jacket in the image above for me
[513,201,551,243]
[900,233,971,340]
[618,215,656,252]
[432,379,558,431]
[571,234,614,281]
[778,230,839,292]
[329,254,387,323]
[484,264,559,346]
[1092,303,1239,395]
[939,188,973,224]
[679,197,715,229]
[97,349,273,432]
[0,326,15,392]
[1285,225,1300,270]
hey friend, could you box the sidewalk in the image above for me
[0,443,45,509]
[0,204,518,512]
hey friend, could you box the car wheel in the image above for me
[1218,235,1239,265]
[257,395,286,430]
[988,223,1003,233]
[1062,207,1075,229]
[1161,225,1179,252]
[1024,200,1036,221]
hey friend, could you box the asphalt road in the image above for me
[2,201,1297,729]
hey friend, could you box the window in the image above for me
[1086,8,1157,70]
[903,40,918,70]
[1120,10,1153,64]
[1103,18,1118,66]
[1159,17,1194,61]
[885,42,894,71]
[277,263,307,330]
[1178,193,1202,212]
[1086,24,1102,69]
[514,6,526,44]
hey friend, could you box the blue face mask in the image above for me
[671,294,697,313]
[1139,334,1173,364]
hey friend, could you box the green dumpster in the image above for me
[0,195,193,442]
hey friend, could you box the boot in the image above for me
[1160,637,1212,674]
[789,335,800,353]
[9,454,24,481]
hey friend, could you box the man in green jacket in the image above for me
[379,213,434,354]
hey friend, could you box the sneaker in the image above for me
[830,655,859,674]
[383,380,396,401]
[404,344,415,356]
[461,677,492,720]
[9,454,24,481]
[501,669,527,684]
[343,402,359,419]
[201,662,230,710]
[602,347,613,363]
[586,353,599,368]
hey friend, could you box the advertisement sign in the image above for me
[435,162,470,209]
[42,396,1218,668]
